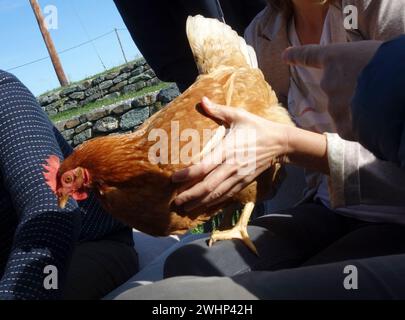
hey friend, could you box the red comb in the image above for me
[42,155,61,194]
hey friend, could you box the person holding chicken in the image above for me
[160,0,405,279]
[37,0,405,295]
[109,11,405,301]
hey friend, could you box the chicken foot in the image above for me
[208,202,258,256]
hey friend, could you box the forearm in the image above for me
[282,127,405,208]
[283,126,330,175]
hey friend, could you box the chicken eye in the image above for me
[64,175,73,184]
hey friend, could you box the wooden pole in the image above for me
[115,28,128,64]
[29,0,69,86]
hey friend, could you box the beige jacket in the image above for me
[245,0,405,215]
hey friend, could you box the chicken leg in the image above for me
[208,202,258,256]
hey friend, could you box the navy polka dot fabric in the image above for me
[0,71,127,300]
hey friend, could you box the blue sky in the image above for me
[0,0,141,96]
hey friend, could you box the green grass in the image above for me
[191,225,205,235]
[191,210,242,234]
[50,82,170,123]
[39,57,144,97]
[68,57,144,86]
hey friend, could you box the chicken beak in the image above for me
[58,194,70,209]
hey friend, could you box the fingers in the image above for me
[179,163,237,211]
[282,45,325,69]
[208,180,247,209]
[179,166,254,213]
[203,174,247,209]
[172,161,219,184]
[201,97,243,124]
[172,110,232,184]
[172,97,253,209]
[173,137,231,206]
[172,133,228,184]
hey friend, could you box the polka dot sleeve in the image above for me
[0,71,126,300]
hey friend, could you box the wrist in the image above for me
[267,123,293,165]
[281,125,295,164]
[281,126,330,174]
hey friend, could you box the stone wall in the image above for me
[55,84,181,147]
[38,58,160,117]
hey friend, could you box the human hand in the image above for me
[172,97,289,212]
[282,41,382,140]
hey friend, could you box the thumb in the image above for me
[282,45,325,69]
[201,97,242,124]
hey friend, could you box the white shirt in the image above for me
[288,6,405,220]
[288,6,345,207]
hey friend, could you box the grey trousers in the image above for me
[112,203,405,300]
[164,203,405,278]
[113,253,405,300]
[64,228,139,300]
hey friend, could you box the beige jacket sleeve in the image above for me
[327,134,405,208]
[327,0,405,208]
[350,0,405,41]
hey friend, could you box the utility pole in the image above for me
[115,28,128,64]
[29,0,69,86]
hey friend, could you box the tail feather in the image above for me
[186,15,258,74]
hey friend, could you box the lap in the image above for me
[164,203,351,278]
[110,206,405,300]
[112,275,258,300]
[114,254,405,300]
[64,228,139,300]
[304,222,405,266]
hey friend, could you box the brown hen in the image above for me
[43,15,294,255]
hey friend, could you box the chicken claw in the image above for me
[208,202,258,256]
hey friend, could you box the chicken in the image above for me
[43,15,294,255]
